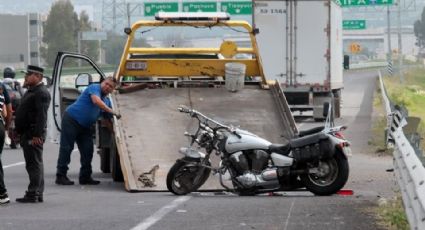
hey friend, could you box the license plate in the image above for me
[126,61,147,70]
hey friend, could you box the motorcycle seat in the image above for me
[269,143,291,155]
[290,133,329,148]
[297,126,324,137]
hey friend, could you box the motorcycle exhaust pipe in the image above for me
[290,169,309,175]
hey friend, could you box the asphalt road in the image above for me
[0,69,397,230]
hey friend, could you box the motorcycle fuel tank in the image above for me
[225,129,271,153]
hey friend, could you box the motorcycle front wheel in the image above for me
[166,159,211,195]
[300,151,349,196]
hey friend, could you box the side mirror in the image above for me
[323,102,330,118]
[75,73,92,88]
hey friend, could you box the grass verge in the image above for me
[369,68,424,230]
[376,196,410,230]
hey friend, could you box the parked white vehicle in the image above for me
[253,0,344,119]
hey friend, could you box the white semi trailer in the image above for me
[253,0,343,119]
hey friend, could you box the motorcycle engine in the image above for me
[229,150,278,188]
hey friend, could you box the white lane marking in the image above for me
[283,199,295,230]
[3,162,25,169]
[130,196,191,230]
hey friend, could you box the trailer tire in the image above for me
[100,148,111,173]
[333,90,341,118]
[111,148,124,182]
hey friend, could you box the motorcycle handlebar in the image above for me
[177,106,242,139]
[178,106,191,113]
[177,106,232,131]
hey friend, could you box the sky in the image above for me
[0,0,424,30]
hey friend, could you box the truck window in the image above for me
[59,57,102,89]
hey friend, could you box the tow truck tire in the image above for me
[111,148,124,182]
[333,90,341,118]
[100,148,111,173]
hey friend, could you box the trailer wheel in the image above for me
[333,90,341,118]
[99,148,111,173]
[111,148,124,182]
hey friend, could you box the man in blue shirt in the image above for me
[55,77,120,185]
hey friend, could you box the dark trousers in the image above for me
[20,132,44,194]
[0,122,6,194]
[56,112,94,180]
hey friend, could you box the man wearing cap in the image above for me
[14,65,51,203]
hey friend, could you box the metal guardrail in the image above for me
[378,70,425,230]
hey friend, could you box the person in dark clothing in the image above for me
[55,77,120,186]
[2,68,14,131]
[14,65,51,203]
[0,67,14,204]
[0,85,9,205]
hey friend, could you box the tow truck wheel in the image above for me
[111,148,124,182]
[100,148,111,173]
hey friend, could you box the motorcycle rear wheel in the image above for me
[166,159,211,195]
[300,151,349,196]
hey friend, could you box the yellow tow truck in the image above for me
[50,12,297,192]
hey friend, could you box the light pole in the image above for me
[387,4,393,76]
[397,0,404,83]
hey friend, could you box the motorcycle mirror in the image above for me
[178,105,190,113]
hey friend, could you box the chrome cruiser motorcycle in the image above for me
[166,105,350,196]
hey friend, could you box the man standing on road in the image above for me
[14,65,51,203]
[0,83,9,205]
[55,76,120,186]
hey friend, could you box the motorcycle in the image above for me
[166,103,350,196]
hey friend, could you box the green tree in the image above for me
[78,11,99,61]
[42,0,78,66]
[414,7,425,55]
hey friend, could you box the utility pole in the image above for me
[127,3,131,28]
[397,0,404,83]
[77,31,82,67]
[387,5,393,76]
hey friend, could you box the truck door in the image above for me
[49,52,106,142]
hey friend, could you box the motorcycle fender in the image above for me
[179,147,206,159]
[335,146,350,159]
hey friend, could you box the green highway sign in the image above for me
[144,2,178,16]
[335,0,393,7]
[221,2,252,15]
[343,20,366,30]
[183,2,217,12]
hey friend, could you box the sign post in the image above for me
[81,32,107,64]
